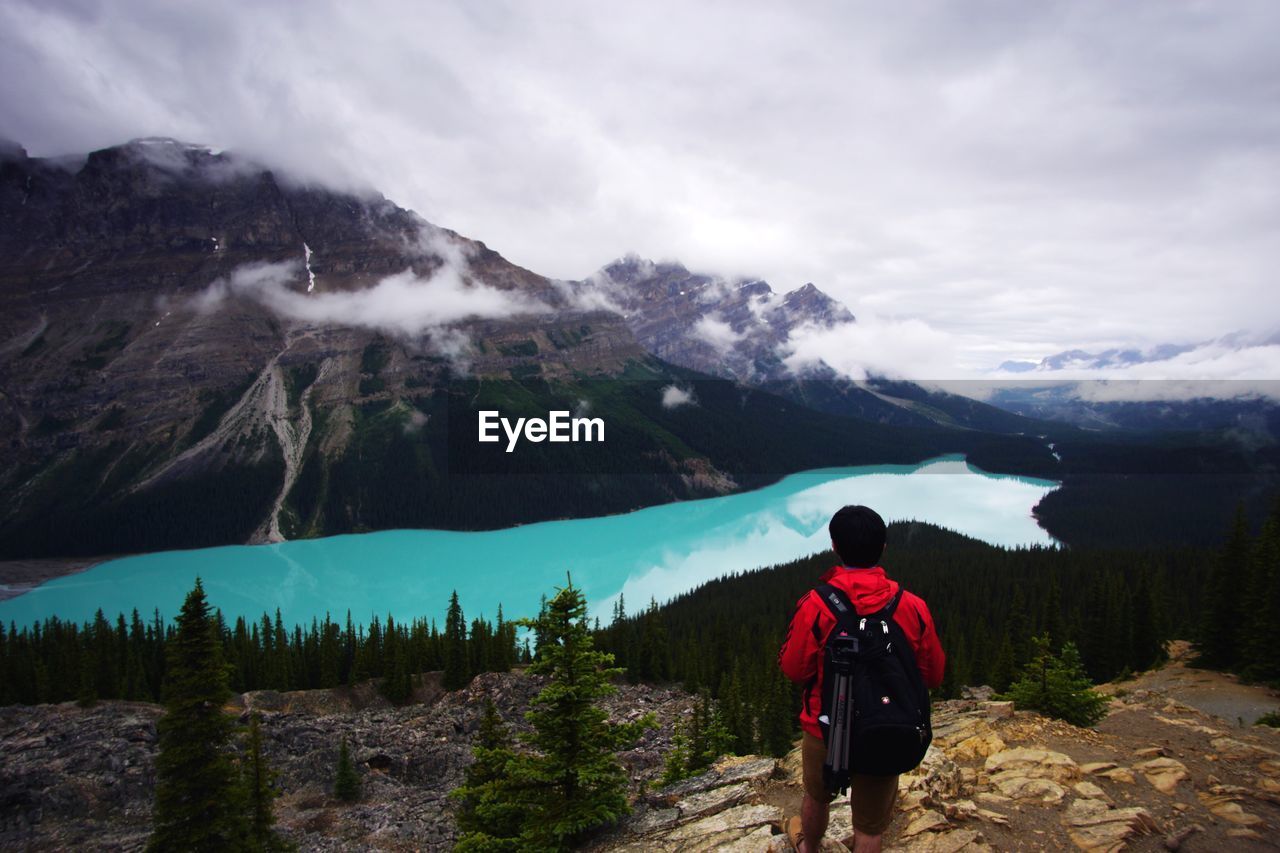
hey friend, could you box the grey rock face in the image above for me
[578,256,854,384]
[0,670,694,852]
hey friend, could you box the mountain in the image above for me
[1,138,1066,560]
[568,255,853,383]
[0,138,666,556]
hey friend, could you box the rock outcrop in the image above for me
[2,654,1279,851]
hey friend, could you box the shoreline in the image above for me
[0,557,107,603]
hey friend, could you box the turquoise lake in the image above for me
[0,456,1058,631]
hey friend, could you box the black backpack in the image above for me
[815,584,932,790]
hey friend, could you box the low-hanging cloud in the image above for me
[195,256,549,338]
[661,385,695,409]
[691,314,743,355]
[780,318,967,382]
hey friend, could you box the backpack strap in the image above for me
[815,584,906,630]
[814,583,860,635]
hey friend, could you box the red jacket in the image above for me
[778,566,945,738]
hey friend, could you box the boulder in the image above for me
[1072,781,1111,803]
[990,775,1068,804]
[902,746,966,800]
[1210,737,1277,761]
[1133,757,1189,795]
[1096,767,1135,784]
[901,810,951,837]
[1079,762,1117,776]
[664,803,782,842]
[675,782,750,820]
[984,748,1079,784]
[982,701,1014,720]
[1061,798,1158,852]
[1197,793,1265,827]
[951,733,1007,762]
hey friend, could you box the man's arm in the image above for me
[778,592,824,683]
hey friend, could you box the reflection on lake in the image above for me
[0,456,1057,630]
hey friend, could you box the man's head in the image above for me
[829,505,887,568]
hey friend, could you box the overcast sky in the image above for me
[2,0,1278,373]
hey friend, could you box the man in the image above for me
[778,506,945,853]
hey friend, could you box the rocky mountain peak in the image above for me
[582,257,855,383]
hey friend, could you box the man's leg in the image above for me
[797,732,835,852]
[847,826,883,853]
[846,773,898,853]
[799,790,829,853]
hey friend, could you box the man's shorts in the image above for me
[801,732,899,836]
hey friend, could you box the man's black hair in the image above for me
[829,505,886,568]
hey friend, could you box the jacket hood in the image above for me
[818,565,900,615]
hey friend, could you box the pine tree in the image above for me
[450,700,523,850]
[443,591,470,691]
[659,729,693,787]
[333,739,361,803]
[455,579,654,851]
[1006,635,1108,728]
[1199,505,1250,669]
[148,578,247,851]
[242,713,292,851]
[758,672,796,758]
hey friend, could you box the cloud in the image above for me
[660,385,695,409]
[690,314,743,354]
[403,409,429,434]
[195,254,549,338]
[781,318,967,382]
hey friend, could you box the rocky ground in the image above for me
[592,641,1280,852]
[2,644,1278,851]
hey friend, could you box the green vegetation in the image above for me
[450,700,520,844]
[148,581,255,850]
[0,442,283,559]
[360,339,391,375]
[144,580,291,850]
[243,713,293,851]
[333,739,361,803]
[659,691,735,785]
[1004,635,1109,727]
[1197,498,1280,681]
[1256,711,1280,728]
[498,339,539,358]
[0,588,518,706]
[451,581,654,851]
[284,363,318,410]
[187,371,258,448]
